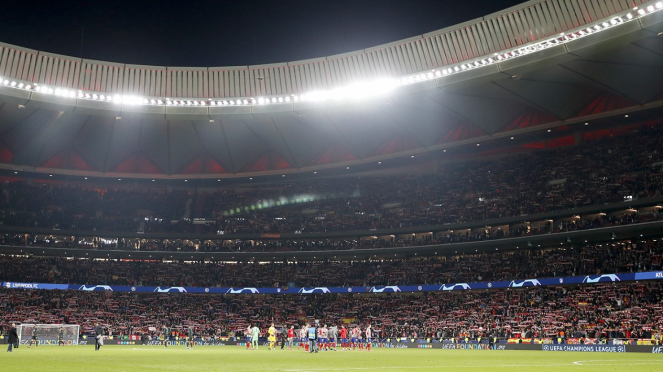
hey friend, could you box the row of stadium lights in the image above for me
[0,4,661,107]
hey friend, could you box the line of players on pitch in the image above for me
[245,323,374,352]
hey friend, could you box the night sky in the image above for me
[0,0,526,67]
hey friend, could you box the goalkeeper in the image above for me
[28,327,39,348]
[251,324,260,350]
[58,327,65,346]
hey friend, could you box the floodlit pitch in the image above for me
[3,346,662,372]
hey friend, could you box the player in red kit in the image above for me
[365,325,372,352]
[287,326,295,350]
[340,326,348,351]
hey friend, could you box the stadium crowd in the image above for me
[1,282,661,343]
[1,206,660,253]
[0,126,662,239]
[1,240,661,288]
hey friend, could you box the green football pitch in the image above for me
[3,346,662,371]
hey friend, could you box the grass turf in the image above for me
[3,345,662,371]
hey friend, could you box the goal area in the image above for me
[18,324,80,345]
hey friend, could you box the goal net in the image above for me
[18,324,80,345]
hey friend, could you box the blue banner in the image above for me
[3,270,663,294]
[2,282,69,290]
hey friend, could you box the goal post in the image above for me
[18,324,80,345]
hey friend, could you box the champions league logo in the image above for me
[440,283,472,291]
[226,288,260,294]
[369,286,401,293]
[508,279,541,288]
[154,287,187,293]
[4,282,11,288]
[79,285,113,291]
[298,287,331,294]
[582,274,621,283]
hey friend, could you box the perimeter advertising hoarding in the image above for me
[2,271,662,294]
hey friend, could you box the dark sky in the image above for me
[0,0,526,67]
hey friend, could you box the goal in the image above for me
[18,324,80,345]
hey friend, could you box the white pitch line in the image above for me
[573,359,658,366]
[284,361,662,372]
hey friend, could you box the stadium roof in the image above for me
[0,0,662,179]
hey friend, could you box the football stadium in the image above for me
[1,0,663,370]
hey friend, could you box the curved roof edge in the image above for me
[0,0,654,104]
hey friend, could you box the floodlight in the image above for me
[647,5,654,12]
[638,8,646,15]
[657,2,663,9]
[258,97,265,104]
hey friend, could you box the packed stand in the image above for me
[0,126,662,238]
[1,205,661,254]
[1,240,661,288]
[1,282,661,342]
